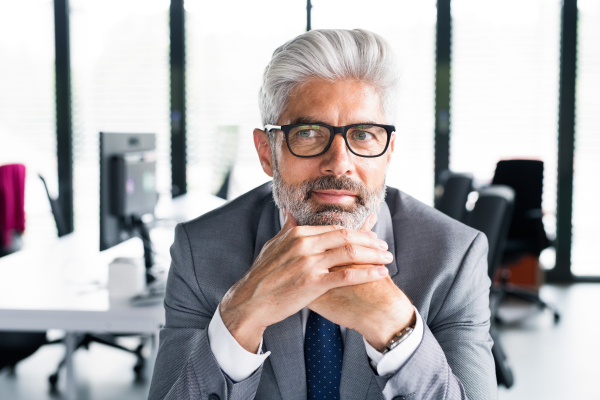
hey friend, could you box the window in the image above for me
[572,0,600,276]
[312,0,437,205]
[185,0,305,199]
[0,0,57,248]
[70,0,171,242]
[451,0,561,247]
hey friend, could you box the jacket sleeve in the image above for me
[382,232,497,400]
[148,224,264,400]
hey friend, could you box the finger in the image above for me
[280,209,298,233]
[318,243,393,268]
[360,214,378,232]
[321,265,388,290]
[309,227,388,252]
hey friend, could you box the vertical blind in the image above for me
[185,0,306,199]
[450,0,561,250]
[70,0,171,243]
[0,0,57,249]
[312,0,437,206]
[572,0,600,276]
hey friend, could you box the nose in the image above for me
[319,133,354,176]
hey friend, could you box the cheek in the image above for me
[356,159,387,187]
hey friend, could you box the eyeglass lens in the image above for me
[288,125,388,156]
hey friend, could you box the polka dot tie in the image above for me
[305,310,343,400]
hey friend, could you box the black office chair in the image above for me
[491,160,560,323]
[37,175,146,389]
[435,170,474,223]
[39,174,69,238]
[465,185,515,388]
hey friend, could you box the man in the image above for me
[149,29,496,400]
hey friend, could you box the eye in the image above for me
[298,129,317,138]
[351,130,373,141]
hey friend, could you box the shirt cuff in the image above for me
[363,306,424,376]
[207,304,271,382]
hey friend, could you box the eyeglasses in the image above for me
[264,123,395,158]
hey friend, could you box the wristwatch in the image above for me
[382,324,415,355]
[369,323,416,372]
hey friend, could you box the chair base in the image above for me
[492,284,560,324]
[48,333,146,392]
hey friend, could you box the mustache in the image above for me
[300,175,368,206]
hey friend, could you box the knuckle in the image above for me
[344,244,358,259]
[342,268,354,282]
[292,236,310,253]
[338,228,352,241]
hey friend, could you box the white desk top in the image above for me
[0,191,226,333]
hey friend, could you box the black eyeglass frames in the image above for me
[264,123,395,158]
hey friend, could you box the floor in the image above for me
[1,283,599,400]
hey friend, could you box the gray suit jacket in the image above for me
[149,183,497,400]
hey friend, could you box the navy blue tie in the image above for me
[305,311,343,400]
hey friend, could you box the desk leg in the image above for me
[65,331,77,400]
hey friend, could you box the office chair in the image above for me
[37,175,146,389]
[435,170,474,223]
[39,174,69,237]
[465,185,515,388]
[0,164,61,375]
[491,160,560,323]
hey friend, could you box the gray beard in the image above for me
[271,158,386,230]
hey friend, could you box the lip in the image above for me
[312,190,357,204]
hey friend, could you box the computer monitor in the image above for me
[100,132,158,282]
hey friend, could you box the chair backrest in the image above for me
[435,170,474,223]
[39,174,69,238]
[466,185,515,278]
[491,159,549,254]
[0,164,26,252]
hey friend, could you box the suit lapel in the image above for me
[263,313,307,400]
[254,198,308,400]
[339,329,378,400]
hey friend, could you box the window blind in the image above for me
[451,0,561,244]
[70,0,171,243]
[185,0,306,199]
[572,0,600,276]
[0,0,57,249]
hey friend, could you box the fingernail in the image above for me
[377,240,388,250]
[377,267,388,276]
[383,251,393,262]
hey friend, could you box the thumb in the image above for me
[360,214,378,232]
[282,209,298,232]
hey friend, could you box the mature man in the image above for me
[149,29,496,400]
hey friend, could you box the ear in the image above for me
[386,132,396,164]
[254,128,274,177]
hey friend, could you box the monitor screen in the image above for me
[100,132,157,251]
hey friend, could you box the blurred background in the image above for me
[0,0,598,399]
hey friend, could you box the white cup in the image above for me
[108,257,146,298]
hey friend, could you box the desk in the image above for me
[0,191,226,400]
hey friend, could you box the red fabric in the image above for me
[0,164,26,249]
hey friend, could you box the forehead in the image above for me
[278,79,385,126]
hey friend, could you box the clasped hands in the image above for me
[219,210,415,353]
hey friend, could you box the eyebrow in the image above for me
[288,117,380,126]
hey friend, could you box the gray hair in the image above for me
[258,29,401,129]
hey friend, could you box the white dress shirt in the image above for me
[207,210,424,398]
